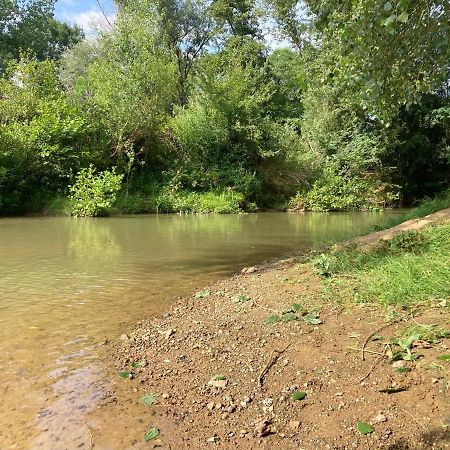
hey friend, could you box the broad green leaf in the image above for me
[141,393,156,406]
[304,314,322,325]
[194,289,210,299]
[292,303,302,312]
[265,315,281,324]
[397,12,409,23]
[232,294,250,304]
[281,313,297,322]
[437,354,450,361]
[144,428,160,441]
[357,421,374,435]
[383,15,396,26]
[291,391,307,401]
[118,371,131,379]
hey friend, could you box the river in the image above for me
[0,212,402,449]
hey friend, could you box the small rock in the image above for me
[335,392,344,396]
[207,436,219,443]
[441,416,450,428]
[208,379,228,389]
[372,413,387,424]
[215,403,222,410]
[392,360,407,369]
[119,334,129,341]
[165,329,175,339]
[241,266,257,274]
[162,393,170,399]
[253,417,273,437]
[207,402,215,411]
[289,420,300,430]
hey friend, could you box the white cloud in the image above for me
[57,5,116,36]
[72,9,116,35]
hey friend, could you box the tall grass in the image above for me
[356,225,450,305]
[319,224,450,307]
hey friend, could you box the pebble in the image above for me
[207,402,215,411]
[289,420,300,430]
[392,360,407,369]
[371,413,387,424]
[162,393,170,399]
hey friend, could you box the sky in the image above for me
[55,0,117,35]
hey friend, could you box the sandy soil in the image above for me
[107,215,450,450]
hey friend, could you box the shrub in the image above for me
[69,165,123,217]
[288,166,397,212]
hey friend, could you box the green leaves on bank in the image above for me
[144,428,160,441]
[194,289,211,299]
[291,391,307,401]
[357,421,375,435]
[265,304,322,326]
[141,393,157,406]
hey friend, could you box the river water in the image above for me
[0,212,401,449]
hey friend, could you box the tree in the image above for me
[305,0,450,116]
[0,0,83,72]
[116,0,215,105]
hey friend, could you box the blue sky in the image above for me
[55,0,117,34]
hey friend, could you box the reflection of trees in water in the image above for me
[67,219,122,271]
[285,211,389,245]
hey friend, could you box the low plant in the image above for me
[69,165,123,217]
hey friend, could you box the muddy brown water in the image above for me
[0,212,402,449]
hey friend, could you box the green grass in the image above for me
[114,190,246,214]
[318,224,450,307]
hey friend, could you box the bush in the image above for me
[115,189,245,214]
[288,166,397,212]
[69,165,123,217]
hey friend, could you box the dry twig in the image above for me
[361,312,411,361]
[400,408,427,430]
[258,343,291,388]
[359,344,389,382]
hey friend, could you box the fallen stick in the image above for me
[258,343,291,388]
[361,312,411,361]
[400,408,426,430]
[359,343,389,382]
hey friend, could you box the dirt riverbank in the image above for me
[109,212,450,449]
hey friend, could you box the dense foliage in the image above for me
[0,0,449,215]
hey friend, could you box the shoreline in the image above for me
[104,209,450,449]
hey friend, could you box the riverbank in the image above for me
[109,209,450,449]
